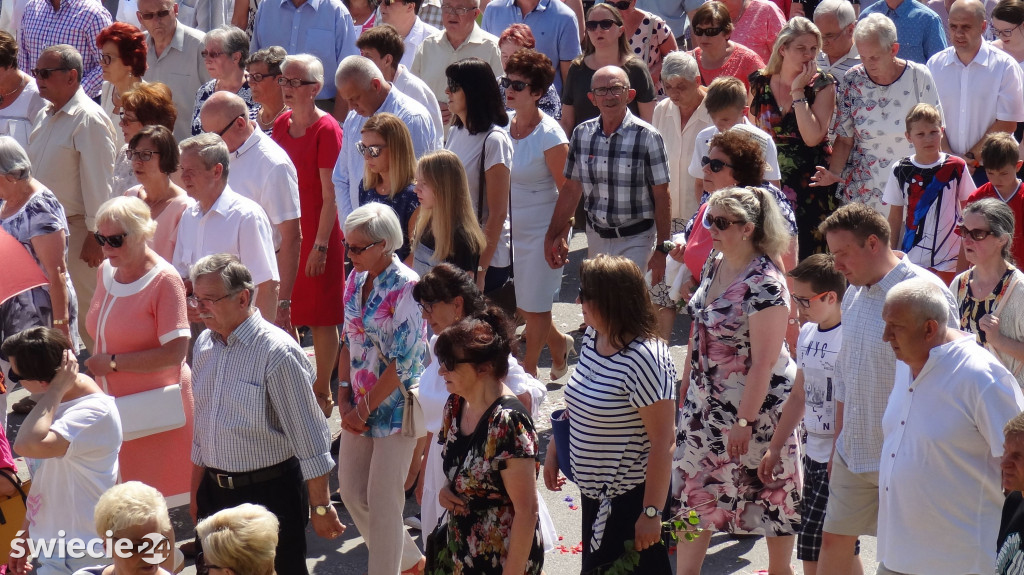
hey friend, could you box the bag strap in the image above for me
[0,468,27,503]
[995,269,1021,317]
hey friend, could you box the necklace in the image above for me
[257,103,288,131]
[0,77,26,106]
[511,112,540,139]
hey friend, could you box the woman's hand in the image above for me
[8,545,32,575]
[475,267,487,292]
[633,514,663,551]
[790,61,817,94]
[757,445,782,483]
[305,249,327,278]
[543,440,566,491]
[980,313,1002,342]
[668,243,686,263]
[726,423,753,458]
[810,165,840,187]
[339,401,367,433]
[439,484,468,516]
[83,353,114,377]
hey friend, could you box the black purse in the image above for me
[423,510,452,574]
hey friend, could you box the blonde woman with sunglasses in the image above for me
[357,113,419,262]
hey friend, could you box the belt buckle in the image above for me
[215,473,234,489]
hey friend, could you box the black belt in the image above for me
[206,458,298,490]
[588,218,653,239]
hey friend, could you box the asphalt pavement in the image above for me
[4,231,877,575]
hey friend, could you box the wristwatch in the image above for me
[109,354,118,373]
[737,418,749,427]
[642,505,659,518]
[312,505,330,516]
[278,299,291,309]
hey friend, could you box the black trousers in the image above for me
[196,458,310,575]
[580,483,672,575]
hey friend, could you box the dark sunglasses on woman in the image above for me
[701,155,733,173]
[94,232,128,248]
[703,213,745,231]
[499,77,531,92]
[953,224,993,241]
[585,19,616,31]
[692,26,724,37]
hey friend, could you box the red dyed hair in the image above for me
[498,23,535,49]
[96,22,148,78]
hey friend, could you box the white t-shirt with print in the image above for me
[797,322,841,463]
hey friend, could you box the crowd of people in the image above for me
[3,0,1024,572]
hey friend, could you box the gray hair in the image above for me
[283,54,325,88]
[0,136,32,179]
[96,196,157,243]
[43,44,83,84]
[344,203,404,255]
[884,278,951,326]
[854,12,898,50]
[205,26,249,70]
[335,55,384,90]
[189,254,255,305]
[94,481,172,537]
[247,46,287,75]
[963,198,1016,263]
[814,0,856,29]
[661,51,699,83]
[179,133,231,181]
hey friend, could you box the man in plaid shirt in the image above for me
[544,65,672,284]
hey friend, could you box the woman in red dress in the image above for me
[272,54,345,417]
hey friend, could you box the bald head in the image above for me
[199,91,252,151]
[949,0,986,22]
[591,65,630,91]
[201,91,248,122]
[948,0,987,56]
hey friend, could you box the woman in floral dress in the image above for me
[674,187,801,575]
[749,17,838,258]
[434,308,544,575]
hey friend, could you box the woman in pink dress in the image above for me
[272,54,345,417]
[84,196,194,507]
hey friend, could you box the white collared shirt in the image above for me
[878,334,1024,574]
[172,187,280,284]
[393,65,444,138]
[400,17,439,70]
[927,42,1024,155]
[227,128,301,249]
[816,44,860,85]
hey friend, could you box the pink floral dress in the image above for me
[673,253,801,535]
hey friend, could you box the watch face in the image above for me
[645,506,658,517]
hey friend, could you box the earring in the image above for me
[742,235,748,241]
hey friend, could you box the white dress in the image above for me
[509,112,569,313]
[419,335,557,551]
[0,79,44,149]
[101,81,126,151]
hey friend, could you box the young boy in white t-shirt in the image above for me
[759,254,860,575]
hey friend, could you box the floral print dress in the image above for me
[750,70,839,259]
[439,394,544,575]
[673,253,801,535]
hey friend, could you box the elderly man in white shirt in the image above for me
[877,278,1024,575]
[928,0,1024,182]
[173,133,280,323]
[331,55,440,222]
[356,24,444,135]
[379,0,439,69]
[199,92,302,332]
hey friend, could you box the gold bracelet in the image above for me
[358,399,370,422]
[52,319,68,326]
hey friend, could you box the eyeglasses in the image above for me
[187,292,239,308]
[701,155,734,173]
[499,77,531,92]
[692,26,724,37]
[954,224,994,241]
[100,54,115,66]
[93,232,128,248]
[436,353,474,372]
[356,142,386,158]
[591,85,628,96]
[585,19,616,31]
[417,301,437,314]
[213,113,244,137]
[821,31,842,42]
[200,50,226,59]
[791,291,829,309]
[126,149,159,162]
[245,71,280,83]
[703,213,745,231]
[446,79,462,93]
[610,0,631,9]
[118,111,139,123]
[137,8,171,19]
[30,67,70,79]
[440,3,475,14]
[343,239,382,255]
[277,76,318,88]
[992,22,1022,38]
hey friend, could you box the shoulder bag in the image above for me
[477,127,518,318]
[0,469,29,560]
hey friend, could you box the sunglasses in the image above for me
[100,54,115,66]
[692,26,724,37]
[277,76,318,88]
[343,239,382,255]
[356,142,386,158]
[791,291,828,309]
[703,213,745,231]
[245,71,279,83]
[578,286,590,302]
[126,149,159,162]
[701,155,734,173]
[610,0,631,9]
[446,79,462,93]
[586,19,617,31]
[1,350,18,386]
[954,224,994,241]
[499,77,531,92]
[591,85,627,96]
[213,113,244,137]
[436,353,474,372]
[94,232,128,248]
[138,8,171,19]
[30,67,70,79]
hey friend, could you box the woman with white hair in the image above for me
[337,203,428,575]
[812,13,942,214]
[83,196,194,508]
[271,54,345,417]
[75,481,178,575]
[196,504,278,575]
[649,50,712,340]
[191,26,257,136]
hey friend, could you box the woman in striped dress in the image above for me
[543,254,677,575]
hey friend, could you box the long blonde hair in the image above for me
[411,150,485,262]
[361,113,416,198]
[763,17,822,76]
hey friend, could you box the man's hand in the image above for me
[80,233,103,267]
[310,505,346,539]
[648,251,666,285]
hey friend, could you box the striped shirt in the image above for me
[18,0,111,98]
[564,327,676,497]
[565,110,671,230]
[191,311,334,480]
